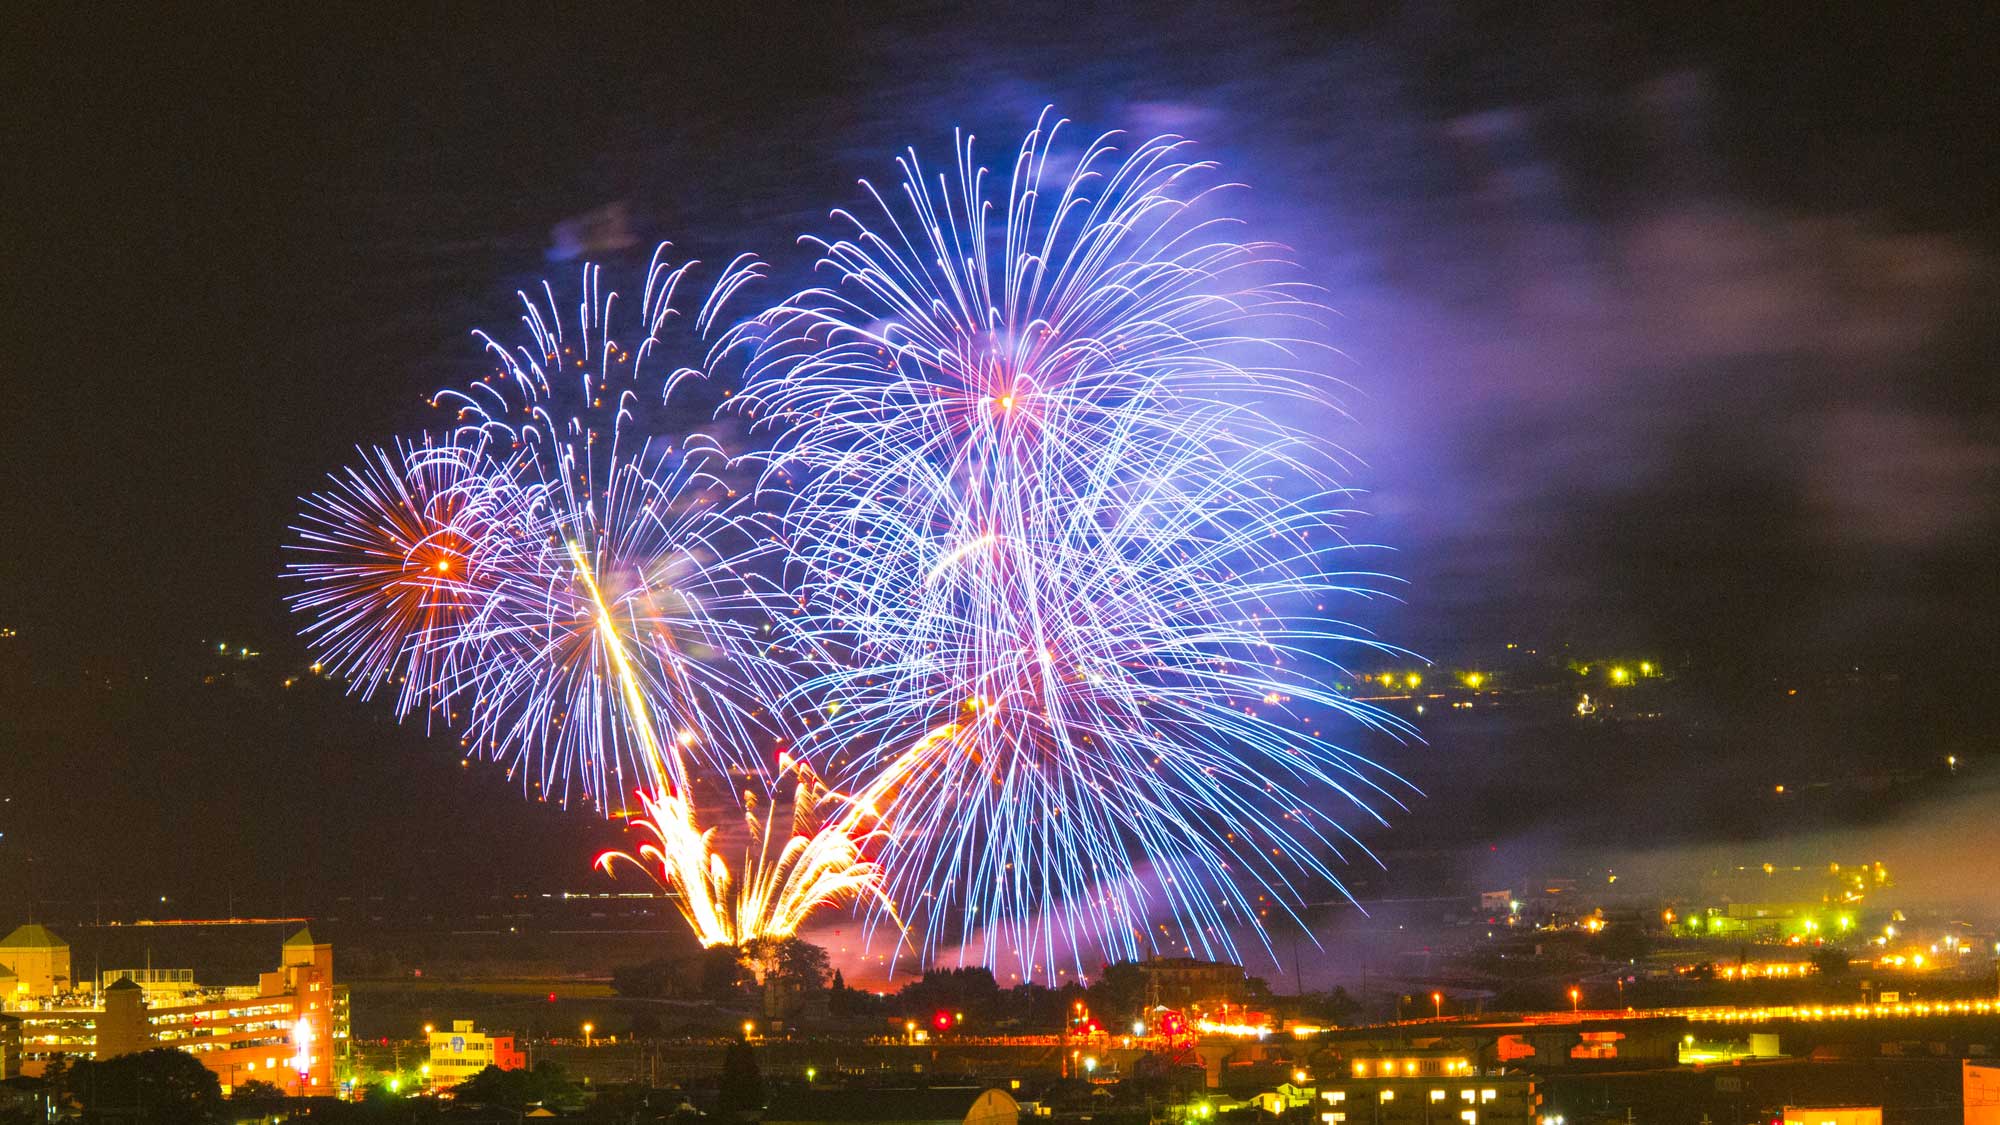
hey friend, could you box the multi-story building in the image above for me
[0,1012,20,1079]
[1140,957,1247,1011]
[427,1020,526,1089]
[1315,1048,1539,1125]
[3,925,347,1096]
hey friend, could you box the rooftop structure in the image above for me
[0,924,73,997]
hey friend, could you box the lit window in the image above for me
[1482,1090,1497,1102]
[1463,1090,1477,1102]
[1462,1113,1479,1125]
[1432,1091,1447,1102]
[1327,1092,1347,1104]
[1381,1091,1395,1102]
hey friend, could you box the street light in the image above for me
[743,1020,756,1041]
[806,1067,817,1083]
[1432,991,1444,1019]
[1569,987,1581,1014]
[582,1022,594,1047]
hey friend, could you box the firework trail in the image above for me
[733,111,1416,977]
[427,245,793,811]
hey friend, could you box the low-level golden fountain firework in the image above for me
[595,756,898,946]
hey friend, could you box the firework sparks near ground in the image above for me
[595,757,898,947]
[734,111,1416,977]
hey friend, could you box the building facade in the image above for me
[1139,957,1247,1010]
[0,1013,19,1079]
[1316,1049,1539,1125]
[3,925,346,1096]
[428,1020,526,1089]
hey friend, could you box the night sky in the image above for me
[5,6,1995,921]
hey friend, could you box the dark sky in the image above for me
[7,4,1994,675]
[3,5,1996,929]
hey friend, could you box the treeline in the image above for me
[610,941,1361,1032]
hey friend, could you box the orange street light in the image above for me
[1432,991,1444,1018]
[1569,987,1581,1013]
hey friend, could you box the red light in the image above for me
[548,993,557,1002]
[933,1010,953,1032]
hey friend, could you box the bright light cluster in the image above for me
[285,112,1410,969]
[733,110,1413,974]
[290,249,784,811]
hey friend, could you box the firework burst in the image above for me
[422,246,789,811]
[285,438,538,720]
[288,247,788,815]
[734,111,1415,976]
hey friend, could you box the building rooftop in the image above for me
[0,924,66,950]
[282,925,317,948]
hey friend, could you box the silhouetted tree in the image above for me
[455,1060,580,1113]
[700,943,754,1000]
[68,1049,222,1124]
[715,1039,764,1121]
[1086,961,1148,1024]
[230,1078,288,1120]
